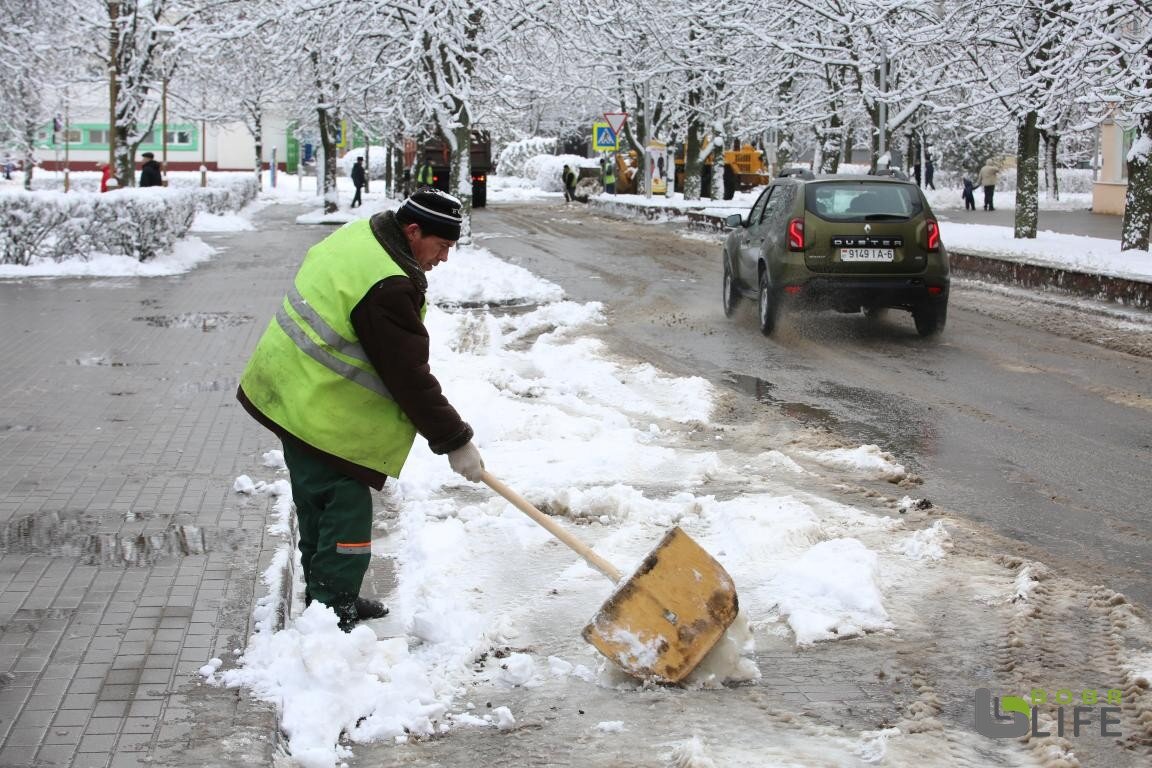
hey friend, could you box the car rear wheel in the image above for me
[722,258,740,317]
[913,302,947,337]
[758,270,780,336]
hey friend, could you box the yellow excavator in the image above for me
[605,144,771,195]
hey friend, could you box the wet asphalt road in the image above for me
[472,199,1152,612]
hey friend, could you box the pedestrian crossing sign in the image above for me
[592,122,618,151]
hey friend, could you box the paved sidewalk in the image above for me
[0,204,327,767]
[936,206,1124,240]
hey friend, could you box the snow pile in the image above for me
[220,606,450,768]
[855,727,902,763]
[770,539,892,645]
[798,444,907,482]
[894,521,952,561]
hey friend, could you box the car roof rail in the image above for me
[869,168,908,180]
[777,167,814,180]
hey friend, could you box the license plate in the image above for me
[840,248,895,262]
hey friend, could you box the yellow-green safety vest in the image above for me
[239,220,425,476]
[604,162,616,185]
[417,163,434,185]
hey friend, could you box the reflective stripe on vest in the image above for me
[273,297,392,400]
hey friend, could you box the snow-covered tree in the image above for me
[1077,0,1152,251]
[0,0,81,188]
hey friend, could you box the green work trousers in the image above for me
[282,441,373,606]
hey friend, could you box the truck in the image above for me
[409,131,493,207]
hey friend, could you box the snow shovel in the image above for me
[481,471,739,684]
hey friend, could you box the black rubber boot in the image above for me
[353,597,388,620]
[326,595,389,632]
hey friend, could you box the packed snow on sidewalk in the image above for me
[205,233,982,768]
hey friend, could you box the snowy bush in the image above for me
[497,137,557,178]
[0,189,195,264]
[0,174,257,265]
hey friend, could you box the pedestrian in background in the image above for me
[924,157,936,190]
[99,163,113,192]
[602,157,616,195]
[138,152,162,187]
[2,153,13,180]
[236,188,484,632]
[722,163,737,200]
[978,159,999,211]
[961,176,976,210]
[350,156,366,208]
[562,164,576,203]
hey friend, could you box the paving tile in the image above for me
[35,743,79,766]
[76,733,117,753]
[5,725,48,746]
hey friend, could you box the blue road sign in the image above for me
[592,122,618,151]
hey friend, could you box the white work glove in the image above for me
[447,441,485,482]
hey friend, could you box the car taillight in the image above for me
[926,219,940,252]
[787,217,805,251]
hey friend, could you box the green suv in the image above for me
[722,173,949,337]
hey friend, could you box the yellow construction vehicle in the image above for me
[674,144,771,194]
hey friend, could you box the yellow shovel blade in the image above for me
[582,526,739,684]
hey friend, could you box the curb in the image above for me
[590,198,1152,310]
[946,250,1151,309]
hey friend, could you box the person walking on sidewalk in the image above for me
[236,188,485,632]
[978,159,999,211]
[962,176,976,210]
[350,156,366,208]
[138,152,162,187]
[562,164,576,203]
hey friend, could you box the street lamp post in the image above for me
[154,26,176,187]
[161,76,168,185]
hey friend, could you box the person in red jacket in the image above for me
[99,164,113,192]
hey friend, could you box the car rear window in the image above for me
[805,182,923,220]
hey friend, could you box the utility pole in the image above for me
[878,50,887,167]
[644,79,651,199]
[107,1,120,176]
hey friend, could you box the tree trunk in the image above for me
[453,122,473,243]
[316,106,338,214]
[1121,113,1152,252]
[253,115,264,190]
[817,115,841,174]
[710,131,724,200]
[1042,130,1060,200]
[1014,110,1040,239]
[683,119,702,201]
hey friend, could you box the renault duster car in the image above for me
[721,172,949,337]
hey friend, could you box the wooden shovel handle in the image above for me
[481,471,622,583]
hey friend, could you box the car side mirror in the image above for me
[724,213,744,229]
